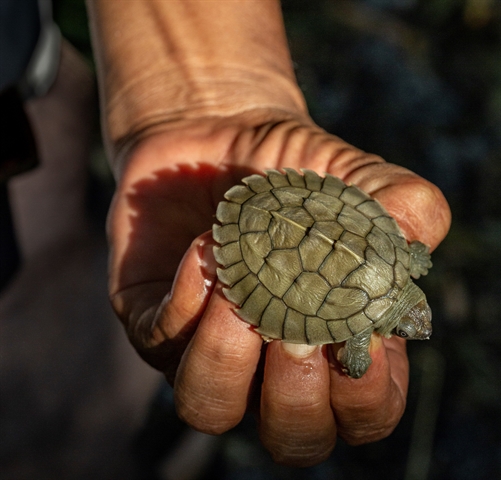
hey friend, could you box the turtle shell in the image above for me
[212,169,413,345]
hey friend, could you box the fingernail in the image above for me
[281,342,318,358]
[197,242,218,275]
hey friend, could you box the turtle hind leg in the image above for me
[338,330,372,379]
[409,241,432,279]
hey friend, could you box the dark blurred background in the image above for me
[2,0,500,479]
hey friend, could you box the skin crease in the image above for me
[87,0,452,468]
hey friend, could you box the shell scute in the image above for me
[283,309,307,343]
[257,249,302,297]
[343,248,394,299]
[282,272,331,316]
[340,185,372,206]
[284,168,306,187]
[317,287,368,320]
[216,201,241,224]
[240,232,272,274]
[327,319,354,342]
[319,244,364,287]
[256,297,287,339]
[298,229,334,272]
[337,205,373,236]
[212,223,240,246]
[268,212,308,249]
[223,273,258,306]
[224,185,254,204]
[367,226,396,265]
[216,261,248,287]
[265,169,291,188]
[305,316,334,344]
[272,187,311,207]
[320,175,345,197]
[242,174,273,193]
[239,205,272,233]
[302,169,323,191]
[356,199,385,219]
[238,284,273,326]
[347,311,373,334]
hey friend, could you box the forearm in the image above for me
[86,0,307,156]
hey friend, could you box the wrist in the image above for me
[106,64,307,158]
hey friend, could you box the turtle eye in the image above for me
[395,322,417,339]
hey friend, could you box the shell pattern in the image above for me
[213,169,413,345]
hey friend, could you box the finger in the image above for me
[259,342,336,467]
[329,334,408,445]
[341,161,451,250]
[174,284,263,435]
[110,231,217,380]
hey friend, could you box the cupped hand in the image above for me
[107,113,451,467]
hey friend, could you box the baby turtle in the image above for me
[213,169,432,378]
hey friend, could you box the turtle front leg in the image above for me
[409,241,432,279]
[338,329,372,379]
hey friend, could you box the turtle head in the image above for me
[394,299,432,340]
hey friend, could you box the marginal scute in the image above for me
[212,223,240,246]
[224,185,254,204]
[327,318,354,342]
[396,247,411,269]
[242,174,273,193]
[321,175,345,197]
[216,261,249,287]
[265,169,291,188]
[356,199,386,219]
[216,201,241,224]
[223,273,259,306]
[373,216,402,237]
[256,297,287,339]
[213,242,242,267]
[394,261,409,289]
[302,169,322,191]
[305,316,334,344]
[283,309,307,343]
[238,284,273,326]
[340,185,372,206]
[284,168,306,187]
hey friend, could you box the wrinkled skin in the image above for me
[108,113,451,467]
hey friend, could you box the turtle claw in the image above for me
[409,241,432,279]
[338,330,373,379]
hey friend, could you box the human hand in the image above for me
[107,112,451,466]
